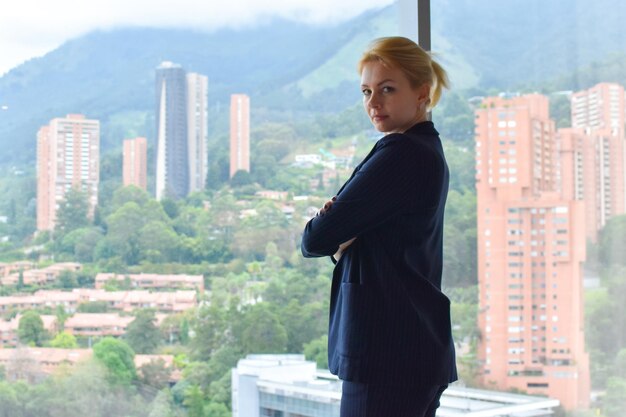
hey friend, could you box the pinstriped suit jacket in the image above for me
[301,121,458,386]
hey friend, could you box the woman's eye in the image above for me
[362,89,371,96]
[382,86,394,93]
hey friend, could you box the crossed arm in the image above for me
[301,139,431,259]
[317,197,356,261]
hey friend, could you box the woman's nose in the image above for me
[367,93,381,109]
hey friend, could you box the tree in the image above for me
[17,270,24,289]
[138,220,180,263]
[209,192,238,241]
[160,313,190,345]
[111,185,151,212]
[437,92,475,144]
[18,311,47,346]
[59,227,103,262]
[103,199,173,265]
[251,154,277,186]
[585,288,615,387]
[549,93,572,129]
[54,187,90,238]
[304,335,328,369]
[161,197,180,219]
[604,377,626,417]
[239,303,288,354]
[444,142,476,193]
[205,402,230,417]
[183,385,205,417]
[92,337,136,386]
[57,270,78,289]
[172,206,208,237]
[77,301,108,313]
[230,170,252,187]
[7,199,16,225]
[251,123,296,160]
[184,345,242,392]
[125,309,162,354]
[180,318,190,345]
[280,300,326,353]
[190,306,230,361]
[50,331,78,349]
[0,381,19,417]
[615,348,626,378]
[208,371,231,408]
[137,358,171,398]
[599,215,626,268]
[205,153,229,190]
[53,306,68,332]
[104,202,144,264]
[40,359,146,417]
[148,390,176,417]
[443,190,477,287]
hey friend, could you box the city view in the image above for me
[0,0,625,416]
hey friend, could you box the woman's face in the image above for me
[360,60,429,134]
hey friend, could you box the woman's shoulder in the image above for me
[378,121,439,145]
[379,128,442,158]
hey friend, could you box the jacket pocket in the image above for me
[335,283,371,357]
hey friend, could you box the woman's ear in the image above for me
[418,83,431,103]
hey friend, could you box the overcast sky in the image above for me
[0,0,394,76]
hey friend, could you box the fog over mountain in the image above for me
[1,0,625,164]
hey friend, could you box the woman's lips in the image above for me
[372,115,388,122]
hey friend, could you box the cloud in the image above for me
[0,0,393,76]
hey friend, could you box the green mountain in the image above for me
[1,0,625,165]
[433,0,626,88]
[0,11,374,164]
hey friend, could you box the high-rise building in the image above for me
[37,114,100,231]
[123,137,147,190]
[571,83,625,135]
[186,73,209,193]
[155,61,188,200]
[230,94,250,178]
[475,94,590,410]
[560,83,626,241]
[37,126,52,231]
[155,62,209,199]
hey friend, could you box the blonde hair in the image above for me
[358,36,450,108]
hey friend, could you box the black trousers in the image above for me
[340,381,447,417]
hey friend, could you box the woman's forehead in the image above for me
[360,61,406,84]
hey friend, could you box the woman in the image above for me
[301,36,457,417]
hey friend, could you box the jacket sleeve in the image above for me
[301,138,438,257]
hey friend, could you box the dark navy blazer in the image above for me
[301,121,457,387]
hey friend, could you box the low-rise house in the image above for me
[64,313,168,339]
[64,313,135,338]
[255,190,288,201]
[95,273,204,292]
[2,262,81,286]
[0,289,197,314]
[0,261,35,277]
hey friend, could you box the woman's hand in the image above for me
[317,196,356,260]
[317,196,337,216]
[334,237,356,261]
